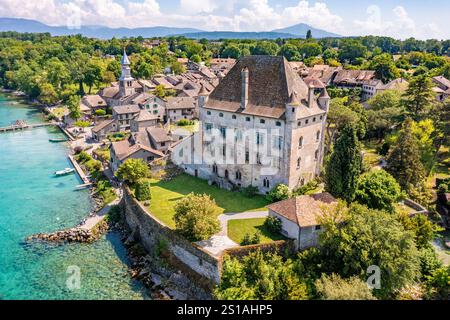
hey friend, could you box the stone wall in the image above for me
[122,188,221,288]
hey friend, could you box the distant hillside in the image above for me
[0,18,341,40]
[0,18,203,39]
[272,23,341,38]
[180,31,301,40]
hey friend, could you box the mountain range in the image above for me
[0,18,341,39]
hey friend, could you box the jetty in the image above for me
[68,154,91,185]
[0,121,55,132]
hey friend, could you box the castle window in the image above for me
[276,121,282,127]
[297,157,301,169]
[235,171,242,181]
[245,150,250,164]
[232,115,237,119]
[263,178,270,189]
[225,170,229,179]
[260,119,265,124]
[313,117,316,122]
[316,130,321,141]
[305,119,309,124]
[220,127,226,138]
[274,136,283,150]
[297,121,301,126]
[207,111,211,115]
[299,136,303,148]
[256,132,265,145]
[219,113,224,117]
[235,129,243,141]
[212,164,218,174]
[205,123,213,133]
[246,117,251,122]
[320,115,323,120]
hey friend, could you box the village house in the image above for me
[110,138,165,172]
[80,94,107,115]
[267,193,337,250]
[112,104,141,131]
[302,64,342,86]
[165,96,198,123]
[171,55,330,194]
[432,76,450,102]
[91,119,118,142]
[332,69,376,89]
[361,78,409,101]
[130,110,158,133]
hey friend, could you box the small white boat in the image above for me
[55,168,75,176]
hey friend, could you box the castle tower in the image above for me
[119,49,135,98]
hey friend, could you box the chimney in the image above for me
[241,67,249,110]
[308,84,315,108]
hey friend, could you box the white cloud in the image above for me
[353,5,444,40]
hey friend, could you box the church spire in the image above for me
[121,48,131,66]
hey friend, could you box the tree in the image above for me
[306,30,312,40]
[267,184,291,202]
[221,44,241,59]
[355,170,402,212]
[325,124,363,202]
[154,84,167,98]
[401,74,435,120]
[315,274,376,300]
[215,251,309,300]
[115,158,150,185]
[369,53,400,83]
[135,179,152,202]
[386,118,426,190]
[425,266,450,299]
[279,43,300,61]
[174,193,221,241]
[67,95,82,120]
[298,42,322,59]
[171,60,186,75]
[38,82,58,105]
[367,89,402,110]
[252,41,279,56]
[338,40,368,64]
[318,203,420,298]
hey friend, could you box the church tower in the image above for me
[119,49,135,97]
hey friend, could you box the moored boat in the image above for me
[54,168,75,176]
[49,138,67,143]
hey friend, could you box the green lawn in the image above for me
[227,218,285,244]
[148,174,270,228]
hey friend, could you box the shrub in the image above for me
[241,231,261,246]
[242,185,259,197]
[135,179,152,201]
[85,159,102,173]
[177,119,194,126]
[264,216,282,234]
[315,274,376,300]
[95,109,106,116]
[267,184,291,202]
[73,146,84,154]
[437,178,450,194]
[293,180,319,196]
[174,193,221,241]
[75,151,92,163]
[106,205,122,224]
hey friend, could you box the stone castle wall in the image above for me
[122,188,221,287]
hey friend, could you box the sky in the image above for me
[0,0,448,39]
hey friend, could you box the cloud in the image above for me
[0,0,344,32]
[353,5,444,39]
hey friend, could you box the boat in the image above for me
[49,138,67,143]
[54,168,75,176]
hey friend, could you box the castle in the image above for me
[171,55,330,193]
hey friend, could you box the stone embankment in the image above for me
[27,220,109,244]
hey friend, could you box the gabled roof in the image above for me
[113,104,141,115]
[135,110,158,122]
[268,193,337,227]
[92,119,115,133]
[432,76,450,90]
[147,127,172,143]
[166,96,197,110]
[112,140,164,161]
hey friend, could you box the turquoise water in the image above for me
[0,94,147,299]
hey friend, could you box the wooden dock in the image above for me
[0,122,55,132]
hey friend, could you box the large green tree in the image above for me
[401,74,435,120]
[355,170,402,212]
[386,118,426,190]
[318,203,420,298]
[325,124,363,202]
[115,158,150,185]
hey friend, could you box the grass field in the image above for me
[148,174,270,228]
[227,218,285,244]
